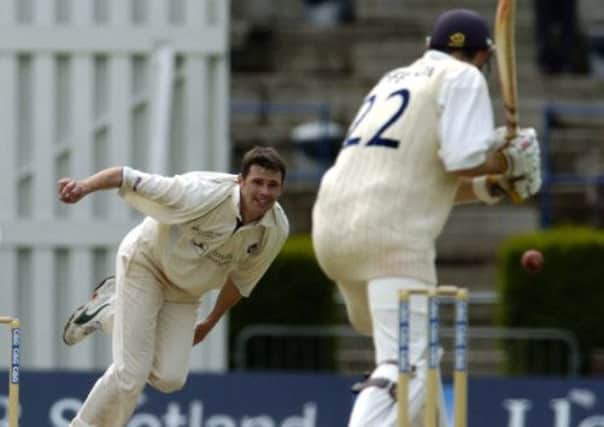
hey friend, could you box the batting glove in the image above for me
[472,175,504,205]
[512,163,542,200]
[479,172,542,202]
[490,126,510,150]
[498,128,541,178]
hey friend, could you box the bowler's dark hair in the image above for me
[240,146,287,182]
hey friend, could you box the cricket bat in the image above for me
[494,0,522,202]
[495,0,519,139]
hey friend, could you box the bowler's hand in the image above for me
[193,320,213,346]
[58,177,87,203]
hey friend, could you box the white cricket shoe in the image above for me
[62,276,115,346]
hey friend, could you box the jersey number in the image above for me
[343,89,410,149]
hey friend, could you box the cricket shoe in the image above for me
[63,276,115,346]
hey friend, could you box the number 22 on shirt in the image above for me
[343,88,410,149]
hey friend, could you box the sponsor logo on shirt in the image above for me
[133,176,142,192]
[190,224,224,239]
[192,241,209,255]
[207,250,234,266]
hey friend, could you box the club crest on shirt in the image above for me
[247,243,260,255]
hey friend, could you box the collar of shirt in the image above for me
[424,49,452,61]
[230,185,278,229]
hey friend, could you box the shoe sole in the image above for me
[62,276,115,346]
[63,304,109,346]
[62,304,85,346]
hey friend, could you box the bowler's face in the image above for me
[238,165,283,223]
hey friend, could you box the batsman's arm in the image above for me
[193,278,242,346]
[451,149,509,204]
[455,178,482,204]
[455,175,506,205]
[58,166,123,203]
[452,150,508,179]
[452,129,539,181]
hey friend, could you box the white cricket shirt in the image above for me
[118,167,289,300]
[313,50,496,285]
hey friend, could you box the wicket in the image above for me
[0,317,20,427]
[397,286,468,427]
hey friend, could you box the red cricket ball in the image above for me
[521,249,544,272]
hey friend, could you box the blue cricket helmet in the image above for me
[428,9,493,50]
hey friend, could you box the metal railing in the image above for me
[234,324,581,377]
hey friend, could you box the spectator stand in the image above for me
[540,103,604,227]
[231,100,343,182]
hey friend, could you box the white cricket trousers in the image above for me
[344,277,448,427]
[70,238,200,427]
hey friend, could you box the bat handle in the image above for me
[509,190,523,204]
[505,125,518,141]
[492,182,524,204]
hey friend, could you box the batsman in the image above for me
[312,8,541,427]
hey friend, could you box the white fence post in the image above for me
[0,0,229,371]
